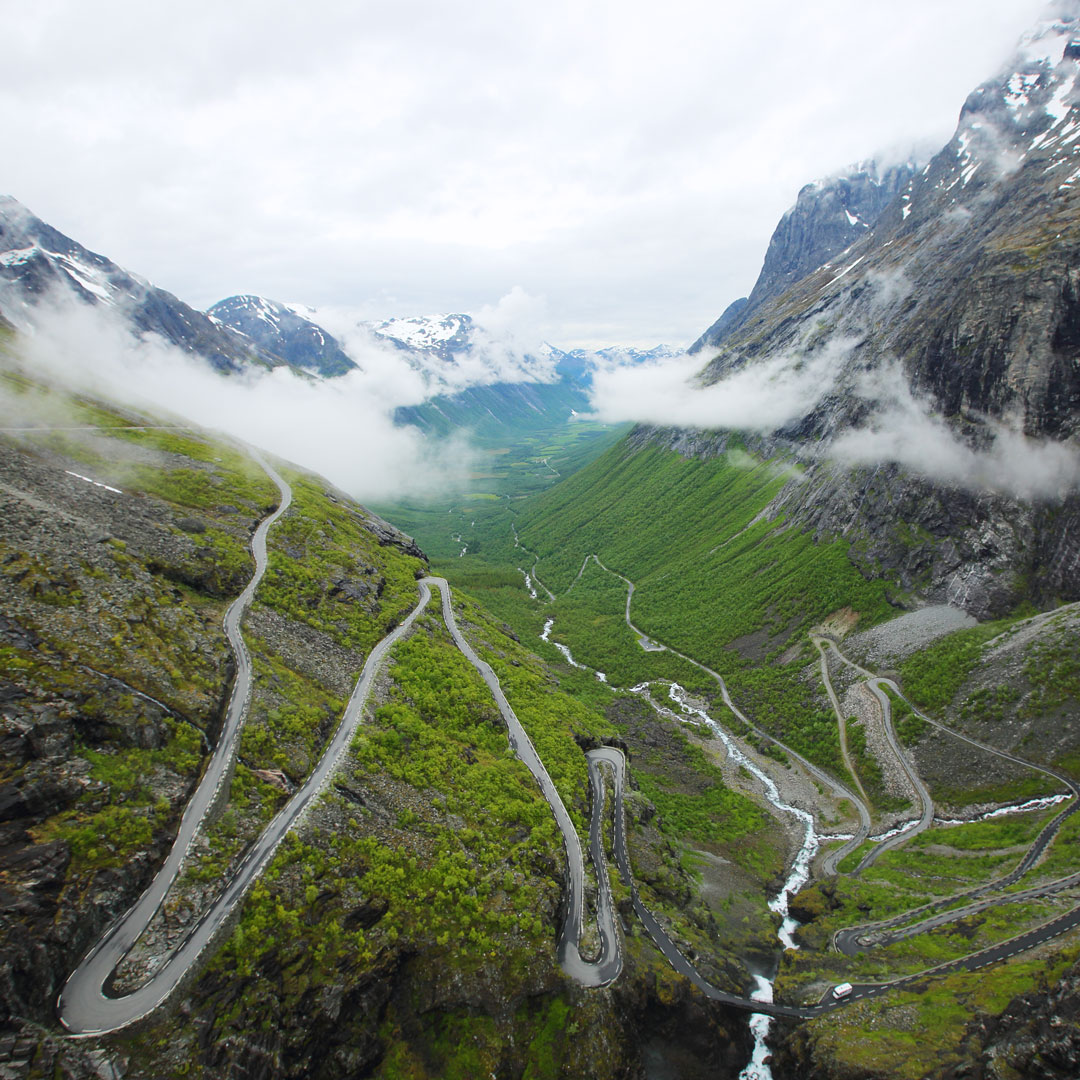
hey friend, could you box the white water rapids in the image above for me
[541,617,608,683]
[519,568,539,600]
[535,602,1072,1077]
[665,685,818,1080]
[541,613,816,1078]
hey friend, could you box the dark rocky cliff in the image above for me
[692,160,917,352]
[208,295,357,377]
[698,16,1080,443]
[664,11,1080,619]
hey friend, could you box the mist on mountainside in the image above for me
[585,3,1080,502]
[586,340,1080,500]
[8,295,477,503]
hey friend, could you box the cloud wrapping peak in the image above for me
[311,286,558,395]
[587,338,854,432]
[588,341,1080,499]
[828,365,1080,500]
[15,297,476,503]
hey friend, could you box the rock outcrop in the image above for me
[693,160,917,352]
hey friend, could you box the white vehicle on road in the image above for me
[833,982,853,999]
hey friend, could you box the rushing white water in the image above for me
[541,617,582,667]
[543,638,818,1076]
[518,567,538,599]
[668,684,819,1079]
[870,819,921,843]
[540,617,608,682]
[935,793,1069,826]
[739,976,775,1080]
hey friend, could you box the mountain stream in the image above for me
[541,619,818,1079]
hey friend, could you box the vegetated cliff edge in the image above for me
[0,357,753,1079]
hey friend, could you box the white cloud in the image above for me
[15,298,477,503]
[587,337,856,431]
[589,336,1080,498]
[0,0,1051,346]
[310,287,557,393]
[827,366,1080,499]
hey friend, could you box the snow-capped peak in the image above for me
[369,313,474,352]
[1015,5,1080,68]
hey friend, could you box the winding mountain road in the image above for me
[812,637,871,808]
[58,512,622,1034]
[428,578,621,987]
[59,454,295,1034]
[518,547,1080,1012]
[584,555,872,874]
[830,677,1080,953]
[811,636,935,872]
[57,486,1080,1037]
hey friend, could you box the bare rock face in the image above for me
[973,955,1080,1078]
[694,160,917,352]
[0,197,272,375]
[663,14,1080,619]
[698,13,1080,446]
[207,295,357,378]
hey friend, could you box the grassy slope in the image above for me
[0,368,748,1076]
[1,365,659,1077]
[438,427,1080,1079]
[510,438,897,770]
[374,420,629,564]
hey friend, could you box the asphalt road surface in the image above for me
[59,455,295,1034]
[57,499,1080,1033]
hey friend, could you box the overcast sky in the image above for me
[3,0,1050,348]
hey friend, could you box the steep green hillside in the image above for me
[0,356,758,1080]
[505,434,897,770]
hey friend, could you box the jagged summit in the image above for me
[370,312,476,361]
[694,2,1080,448]
[657,3,1080,616]
[0,196,147,309]
[208,295,357,377]
[692,159,919,351]
[0,197,273,374]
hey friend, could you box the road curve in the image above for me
[60,488,1080,1036]
[812,637,870,809]
[585,743,842,1019]
[59,454,294,1034]
[854,679,934,870]
[59,557,625,1035]
[811,637,935,872]
[427,577,621,986]
[535,556,1080,1010]
[825,638,1080,955]
[585,556,871,873]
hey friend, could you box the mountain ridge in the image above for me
[0,197,273,375]
[625,6,1080,622]
[207,294,357,377]
[692,159,919,352]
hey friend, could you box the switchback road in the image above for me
[60,454,295,1034]
[59,556,622,1033]
[58,484,1080,1036]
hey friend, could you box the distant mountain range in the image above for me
[0,200,677,440]
[0,196,270,374]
